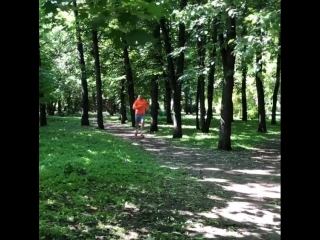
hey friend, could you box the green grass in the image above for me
[40,114,280,239]
[40,116,203,239]
[101,113,281,150]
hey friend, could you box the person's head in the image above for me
[138,94,143,99]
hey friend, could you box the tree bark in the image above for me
[172,14,186,138]
[202,19,218,132]
[73,0,89,126]
[39,43,47,126]
[271,30,281,125]
[255,29,267,133]
[92,29,104,129]
[120,76,127,124]
[150,23,161,132]
[197,23,206,132]
[123,39,136,127]
[218,15,236,150]
[241,63,248,121]
[196,81,200,129]
[160,17,176,128]
[164,72,173,124]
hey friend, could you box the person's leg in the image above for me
[140,114,145,136]
[134,115,140,136]
[135,115,143,136]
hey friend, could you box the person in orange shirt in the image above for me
[132,94,149,137]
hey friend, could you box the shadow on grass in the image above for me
[40,116,280,240]
[102,121,280,239]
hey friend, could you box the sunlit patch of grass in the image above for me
[40,116,205,239]
[103,114,280,150]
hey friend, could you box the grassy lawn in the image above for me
[40,116,200,239]
[40,114,280,239]
[99,113,281,150]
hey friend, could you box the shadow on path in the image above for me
[101,121,281,239]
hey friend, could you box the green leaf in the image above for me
[109,29,125,48]
[228,39,235,45]
[125,29,154,46]
[118,12,140,26]
[146,3,164,18]
[79,12,88,20]
[91,13,109,30]
[42,1,58,15]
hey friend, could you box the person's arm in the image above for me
[145,100,149,111]
[132,101,136,110]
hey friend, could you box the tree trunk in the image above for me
[120,76,127,124]
[184,87,190,114]
[91,29,104,129]
[47,102,55,115]
[171,0,187,138]
[255,52,267,132]
[196,81,200,129]
[123,39,136,127]
[271,30,281,125]
[164,73,173,124]
[241,63,248,121]
[160,17,175,127]
[39,43,47,126]
[91,88,96,112]
[73,0,89,126]
[58,99,62,115]
[172,21,186,137]
[197,24,206,132]
[202,19,218,133]
[218,15,236,150]
[150,23,161,132]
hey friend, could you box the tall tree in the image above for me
[73,0,89,126]
[255,28,267,132]
[123,39,136,128]
[119,76,127,124]
[92,29,104,129]
[172,0,187,138]
[39,43,47,127]
[202,19,218,132]
[150,23,161,132]
[240,25,248,121]
[164,72,173,124]
[218,13,236,150]
[271,29,281,125]
[160,17,180,136]
[197,9,207,133]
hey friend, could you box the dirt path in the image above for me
[103,122,281,239]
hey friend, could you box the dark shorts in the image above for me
[135,114,145,123]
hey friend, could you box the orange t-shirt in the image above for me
[133,99,148,114]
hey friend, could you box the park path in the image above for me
[101,121,281,239]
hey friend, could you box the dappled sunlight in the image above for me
[221,182,280,199]
[202,167,223,171]
[87,149,97,155]
[178,210,194,216]
[194,133,216,140]
[160,165,180,170]
[186,222,244,238]
[124,201,139,213]
[100,224,139,239]
[157,124,196,129]
[82,157,91,165]
[210,201,280,229]
[233,169,280,176]
[40,117,280,239]
[198,178,230,183]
